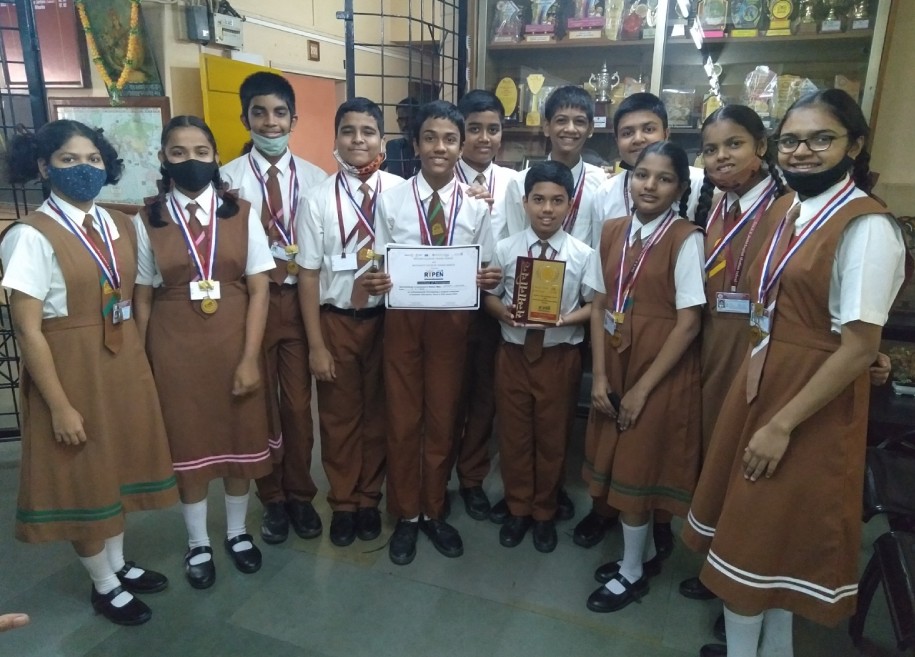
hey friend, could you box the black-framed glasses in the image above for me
[776,133,848,154]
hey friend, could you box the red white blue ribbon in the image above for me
[248,153,299,247]
[613,209,677,313]
[48,198,121,291]
[168,192,218,281]
[413,178,463,246]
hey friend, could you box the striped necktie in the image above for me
[83,214,122,354]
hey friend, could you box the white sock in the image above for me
[104,533,143,580]
[79,549,132,607]
[182,499,212,565]
[605,521,649,594]
[225,493,252,552]
[760,608,794,657]
[724,607,764,657]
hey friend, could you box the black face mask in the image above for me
[782,156,854,198]
[618,160,634,171]
[163,159,218,193]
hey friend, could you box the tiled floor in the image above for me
[0,418,908,657]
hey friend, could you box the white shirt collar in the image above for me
[249,147,292,175]
[170,184,217,223]
[791,174,852,231]
[47,192,99,225]
[524,226,566,255]
[726,176,772,214]
[456,159,492,184]
[414,172,456,201]
[547,155,583,180]
[630,211,673,245]
[342,169,380,191]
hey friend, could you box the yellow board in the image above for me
[199,54,277,162]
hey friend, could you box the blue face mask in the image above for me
[250,132,289,157]
[47,164,107,202]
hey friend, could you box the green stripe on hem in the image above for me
[17,501,123,524]
[121,475,177,496]
[609,479,692,504]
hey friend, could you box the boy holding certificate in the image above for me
[484,160,603,552]
[363,100,499,566]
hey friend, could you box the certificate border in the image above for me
[384,244,482,311]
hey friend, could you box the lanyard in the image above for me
[248,153,299,247]
[413,178,463,246]
[622,171,632,215]
[756,179,856,304]
[563,165,587,233]
[169,192,218,281]
[48,199,121,291]
[613,210,677,313]
[334,172,380,252]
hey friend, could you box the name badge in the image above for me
[603,309,617,335]
[271,243,291,261]
[715,291,751,315]
[189,280,221,301]
[331,253,359,272]
[112,300,132,324]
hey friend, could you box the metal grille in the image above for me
[0,0,48,441]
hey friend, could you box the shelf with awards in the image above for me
[489,37,656,49]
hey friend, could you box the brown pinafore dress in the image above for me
[583,216,703,517]
[683,195,892,625]
[140,198,272,488]
[12,210,177,544]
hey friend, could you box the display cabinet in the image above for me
[473,0,893,169]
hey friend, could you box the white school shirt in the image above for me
[297,169,406,308]
[594,165,706,246]
[489,227,604,347]
[721,175,772,217]
[221,148,329,284]
[375,172,494,263]
[625,213,706,310]
[133,184,275,287]
[455,158,514,243]
[785,176,905,333]
[1,194,122,319]
[503,158,605,247]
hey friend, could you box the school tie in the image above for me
[746,203,801,403]
[725,200,742,230]
[263,165,288,285]
[427,190,447,246]
[186,202,208,281]
[473,173,487,187]
[350,182,375,309]
[523,240,550,363]
[83,215,122,354]
[615,227,642,353]
[722,200,742,277]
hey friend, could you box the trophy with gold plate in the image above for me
[568,0,606,39]
[730,0,763,36]
[587,63,621,128]
[766,0,794,35]
[604,0,626,39]
[524,0,558,42]
[819,0,845,32]
[495,77,520,125]
[794,0,818,34]
[512,256,567,325]
[525,73,545,127]
[850,1,871,30]
[698,0,729,38]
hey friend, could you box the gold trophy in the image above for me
[604,0,625,39]
[820,0,845,32]
[766,0,794,36]
[850,0,871,30]
[525,73,545,127]
[794,0,818,34]
[587,63,621,128]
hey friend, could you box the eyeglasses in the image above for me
[776,133,848,154]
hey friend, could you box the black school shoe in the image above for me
[261,501,289,545]
[330,511,357,547]
[91,585,152,626]
[355,507,382,541]
[700,644,727,657]
[489,498,510,525]
[586,573,648,613]
[679,576,717,600]
[714,612,726,642]
[573,511,616,548]
[420,518,464,558]
[286,500,322,539]
[532,520,558,553]
[594,553,663,583]
[389,519,419,566]
[460,486,491,521]
[556,488,575,521]
[224,534,262,574]
[115,561,168,594]
[499,515,533,547]
[654,521,675,560]
[184,546,215,590]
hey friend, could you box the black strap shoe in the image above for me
[184,546,215,590]
[91,585,152,626]
[488,498,510,525]
[654,521,675,560]
[532,520,558,553]
[556,488,575,521]
[330,511,357,547]
[224,534,262,574]
[286,499,322,539]
[586,573,648,613]
[115,561,168,594]
[355,507,382,541]
[460,486,492,521]
[573,510,616,548]
[700,644,727,657]
[594,553,663,583]
[679,576,717,600]
[389,519,420,566]
[261,501,289,545]
[499,515,533,548]
[713,612,726,642]
[420,518,464,558]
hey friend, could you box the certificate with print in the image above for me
[385,244,481,310]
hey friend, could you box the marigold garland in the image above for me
[76,0,142,102]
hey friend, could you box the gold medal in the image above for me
[102,281,114,296]
[286,260,299,275]
[612,311,625,325]
[201,298,218,315]
[360,248,375,262]
[609,332,622,348]
[285,244,299,257]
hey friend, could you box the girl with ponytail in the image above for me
[132,115,276,591]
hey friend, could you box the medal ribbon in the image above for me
[413,178,463,246]
[622,171,632,215]
[455,162,494,196]
[756,178,856,305]
[613,209,677,313]
[48,199,121,292]
[563,165,587,233]
[169,192,218,281]
[335,172,379,251]
[248,154,299,247]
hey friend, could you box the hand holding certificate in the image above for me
[385,244,482,310]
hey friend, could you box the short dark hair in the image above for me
[240,71,295,117]
[524,160,575,199]
[634,141,692,218]
[458,89,505,119]
[334,97,384,134]
[7,119,123,185]
[544,85,594,122]
[411,100,465,143]
[613,92,668,134]
[396,97,420,112]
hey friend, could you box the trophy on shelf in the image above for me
[698,0,729,38]
[850,1,872,30]
[794,0,818,34]
[730,0,764,37]
[524,0,558,42]
[820,0,846,33]
[620,0,646,39]
[492,1,524,44]
[495,77,520,124]
[587,62,621,128]
[604,0,626,40]
[525,73,546,127]
[671,0,690,38]
[568,0,607,40]
[702,57,723,120]
[641,0,660,39]
[766,0,794,36]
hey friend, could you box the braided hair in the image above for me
[148,115,240,227]
[634,141,691,219]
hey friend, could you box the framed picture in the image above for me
[49,96,171,208]
[307,39,321,61]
